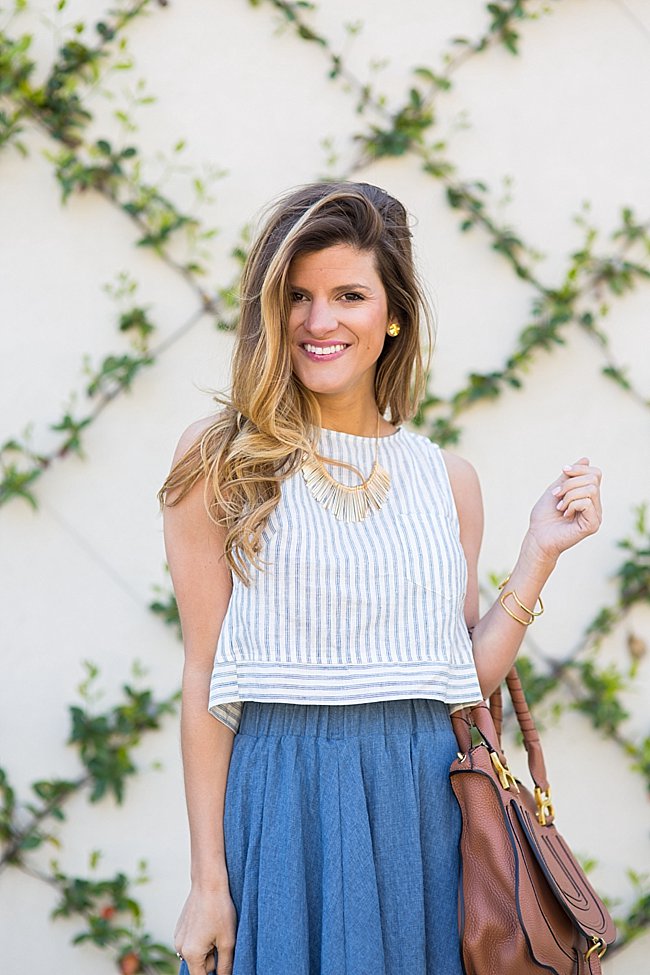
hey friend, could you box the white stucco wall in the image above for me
[1,0,649,971]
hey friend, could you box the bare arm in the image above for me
[443,450,602,698]
[163,417,237,975]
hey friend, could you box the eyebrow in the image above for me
[289,282,373,292]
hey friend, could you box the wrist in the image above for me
[190,861,230,893]
[517,532,558,579]
[190,873,231,894]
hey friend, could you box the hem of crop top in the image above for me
[209,695,484,735]
[208,658,483,733]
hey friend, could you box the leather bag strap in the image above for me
[490,682,504,741]
[485,667,550,792]
[505,668,550,791]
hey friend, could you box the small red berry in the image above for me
[119,951,141,975]
[101,905,116,920]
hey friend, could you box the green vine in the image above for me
[245,0,650,947]
[1,0,156,148]
[0,0,239,507]
[2,0,649,964]
[415,209,650,444]
[150,573,182,640]
[251,0,650,448]
[0,662,179,971]
[512,505,650,783]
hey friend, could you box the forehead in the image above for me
[289,244,380,281]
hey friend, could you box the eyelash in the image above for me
[290,292,364,303]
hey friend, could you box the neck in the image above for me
[318,404,381,438]
[315,389,388,437]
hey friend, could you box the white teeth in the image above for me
[304,344,347,356]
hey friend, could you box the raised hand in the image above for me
[526,457,603,564]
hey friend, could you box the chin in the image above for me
[301,383,347,398]
[293,370,346,395]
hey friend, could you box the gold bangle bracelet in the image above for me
[512,590,544,618]
[499,590,535,626]
[497,574,544,622]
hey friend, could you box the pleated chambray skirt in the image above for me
[187,698,464,975]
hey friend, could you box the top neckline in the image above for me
[319,425,403,443]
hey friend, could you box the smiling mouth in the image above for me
[301,343,350,357]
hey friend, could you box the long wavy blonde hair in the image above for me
[158,181,433,583]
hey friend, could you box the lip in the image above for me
[299,341,350,362]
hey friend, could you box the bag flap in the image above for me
[511,797,616,945]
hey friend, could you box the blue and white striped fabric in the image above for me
[208,426,482,733]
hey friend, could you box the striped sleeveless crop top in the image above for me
[208,425,482,733]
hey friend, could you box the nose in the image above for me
[303,298,339,338]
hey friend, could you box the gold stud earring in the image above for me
[387,322,401,337]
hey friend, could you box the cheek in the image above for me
[287,313,305,351]
[369,325,387,354]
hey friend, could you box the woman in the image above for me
[159,182,602,975]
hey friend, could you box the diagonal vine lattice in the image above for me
[1,0,648,970]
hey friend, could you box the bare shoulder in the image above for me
[440,449,484,551]
[162,412,223,511]
[171,412,222,465]
[163,412,226,543]
[440,449,481,500]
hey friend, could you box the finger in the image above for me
[561,496,601,527]
[548,470,568,492]
[184,954,210,975]
[216,946,235,975]
[561,499,601,524]
[552,473,599,499]
[559,489,603,523]
[548,460,600,495]
[562,460,602,481]
[554,481,601,510]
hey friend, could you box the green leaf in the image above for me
[20,832,44,850]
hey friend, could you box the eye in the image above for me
[340,292,364,302]
[290,290,309,303]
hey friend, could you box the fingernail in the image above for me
[562,465,573,472]
[552,486,561,496]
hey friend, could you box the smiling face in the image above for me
[287,244,391,414]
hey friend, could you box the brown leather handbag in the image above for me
[449,667,616,975]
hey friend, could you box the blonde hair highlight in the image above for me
[158,182,433,583]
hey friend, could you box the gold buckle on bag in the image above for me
[585,937,607,961]
[490,751,519,792]
[534,786,555,826]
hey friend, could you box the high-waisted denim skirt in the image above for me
[191,697,464,975]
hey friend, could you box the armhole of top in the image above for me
[424,440,462,533]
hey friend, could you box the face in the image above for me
[287,244,391,407]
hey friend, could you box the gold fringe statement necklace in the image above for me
[301,414,391,522]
